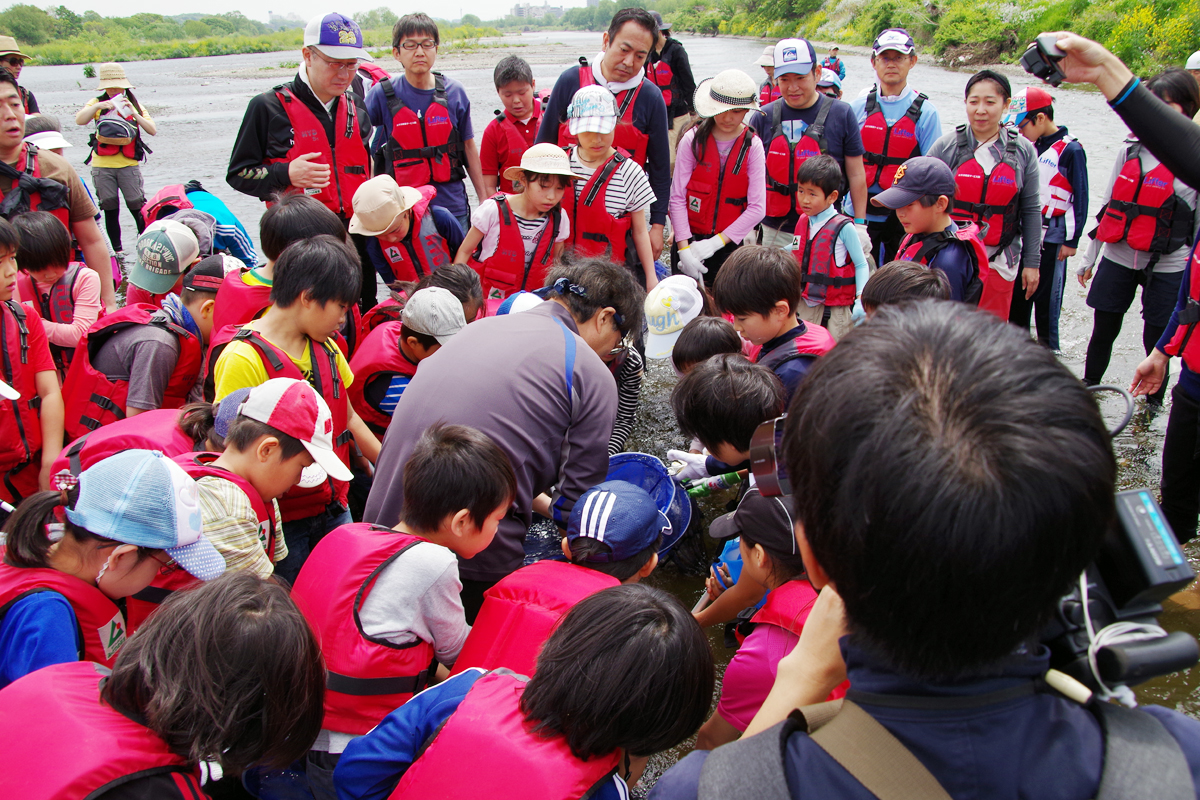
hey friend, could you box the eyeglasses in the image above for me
[609,330,635,358]
[1,57,23,68]
[153,551,176,568]
[400,39,438,51]
[309,49,359,74]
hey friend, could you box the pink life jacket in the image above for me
[292,522,437,735]
[51,407,195,476]
[450,560,619,678]
[14,262,83,372]
[0,301,41,476]
[794,212,856,307]
[388,670,622,799]
[142,184,194,224]
[347,321,419,435]
[359,296,405,340]
[0,662,200,799]
[212,267,271,335]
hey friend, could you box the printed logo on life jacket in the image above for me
[258,520,271,550]
[892,164,907,185]
[991,174,1016,187]
[424,235,450,268]
[100,611,127,661]
[385,246,402,262]
[688,196,702,213]
[891,127,915,140]
[1144,176,1170,191]
[297,128,321,146]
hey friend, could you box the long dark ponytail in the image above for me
[3,486,82,568]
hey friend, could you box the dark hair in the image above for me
[782,302,1116,680]
[393,12,440,50]
[683,116,717,164]
[270,235,362,309]
[1148,68,1200,120]
[964,69,1011,100]
[861,260,952,310]
[671,316,742,374]
[13,211,71,273]
[607,7,658,43]
[259,194,347,262]
[795,154,842,197]
[401,423,517,532]
[0,68,17,93]
[392,263,485,313]
[178,401,221,450]
[917,192,955,211]
[23,113,63,136]
[1026,104,1055,122]
[521,169,572,191]
[493,55,533,89]
[520,584,713,759]
[711,244,801,317]
[224,416,307,460]
[102,572,325,772]
[568,534,662,582]
[0,216,21,258]
[543,258,645,336]
[2,486,155,569]
[400,322,439,351]
[740,530,807,587]
[672,353,785,452]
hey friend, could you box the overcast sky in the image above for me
[57,0,584,23]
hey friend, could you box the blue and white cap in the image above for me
[817,68,843,90]
[872,28,916,55]
[773,38,817,78]
[568,480,670,562]
[567,85,618,136]
[304,12,372,61]
[496,291,544,315]
[66,450,225,581]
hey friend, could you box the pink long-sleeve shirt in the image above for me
[16,266,101,350]
[669,125,766,245]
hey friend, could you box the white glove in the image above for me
[854,222,872,260]
[667,449,710,482]
[677,247,708,281]
[852,297,865,323]
[691,235,725,262]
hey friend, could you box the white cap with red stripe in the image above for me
[237,378,354,482]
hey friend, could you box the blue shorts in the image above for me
[1085,256,1183,328]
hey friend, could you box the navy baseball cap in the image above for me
[568,480,669,562]
[871,156,957,209]
[303,12,372,61]
[708,488,797,560]
[212,387,252,441]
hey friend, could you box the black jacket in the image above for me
[651,36,696,118]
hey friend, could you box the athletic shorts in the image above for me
[1086,256,1183,328]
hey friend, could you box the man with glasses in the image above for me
[227,12,377,311]
[365,13,485,235]
[0,37,35,114]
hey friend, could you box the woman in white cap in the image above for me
[74,62,156,254]
[671,70,766,286]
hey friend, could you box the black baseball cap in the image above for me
[181,254,228,294]
[871,156,957,209]
[708,488,797,558]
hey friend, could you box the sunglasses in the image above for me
[1,57,23,68]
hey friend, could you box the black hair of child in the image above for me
[392,262,485,309]
[672,353,785,453]
[260,194,347,262]
[0,216,20,257]
[521,170,573,190]
[795,154,843,198]
[711,244,801,318]
[0,68,16,93]
[13,211,70,274]
[917,192,956,211]
[741,529,807,587]
[544,257,646,337]
[607,6,658,42]
[782,301,1116,681]
[102,571,325,772]
[400,322,439,351]
[567,533,663,582]
[493,55,533,89]
[401,422,517,532]
[178,401,223,450]
[393,12,440,50]
[224,416,307,460]
[270,235,362,309]
[1148,69,1200,120]
[520,584,713,759]
[861,260,952,310]
[965,69,1011,101]
[671,316,742,374]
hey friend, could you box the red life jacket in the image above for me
[949,124,1022,250]
[347,321,418,435]
[759,82,782,106]
[124,452,276,632]
[267,85,369,217]
[61,304,203,442]
[822,56,843,74]
[470,194,561,304]
[557,58,650,167]
[359,296,404,340]
[756,322,836,373]
[212,267,271,341]
[17,85,33,115]
[1095,142,1195,257]
[291,522,436,735]
[860,88,927,191]
[561,147,632,263]
[0,662,199,799]
[389,670,622,799]
[795,213,856,307]
[646,57,674,107]
[381,73,466,187]
[221,327,351,520]
[685,128,755,238]
[764,94,832,218]
[491,102,542,194]
[1161,242,1200,372]
[733,577,820,646]
[897,223,1007,314]
[0,144,71,231]
[51,408,195,477]
[142,183,194,224]
[87,93,147,162]
[357,61,391,88]
[0,301,41,474]
[450,560,619,678]
[377,185,452,283]
[15,262,83,373]
[0,553,127,668]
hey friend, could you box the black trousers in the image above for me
[867,211,906,266]
[1161,384,1200,544]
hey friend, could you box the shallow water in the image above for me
[20,33,1200,790]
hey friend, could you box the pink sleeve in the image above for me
[722,135,767,244]
[715,623,800,732]
[668,128,698,243]
[42,268,100,349]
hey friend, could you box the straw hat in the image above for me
[96,63,133,90]
[693,70,761,118]
[502,142,576,183]
[0,37,30,59]
[348,175,423,237]
[753,44,775,67]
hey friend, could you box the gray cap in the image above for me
[402,287,467,345]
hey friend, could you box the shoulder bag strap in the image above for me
[1092,701,1194,800]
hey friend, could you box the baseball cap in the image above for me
[873,28,916,55]
[349,176,424,237]
[1004,86,1054,128]
[644,275,703,359]
[817,68,842,89]
[402,287,467,345]
[131,220,201,295]
[1187,51,1200,70]
[871,156,957,209]
[182,255,227,295]
[649,10,672,31]
[567,85,618,136]
[237,378,354,482]
[568,480,670,562]
[66,450,225,581]
[212,387,252,441]
[24,130,71,150]
[708,487,797,560]
[303,12,372,62]
[496,291,543,315]
[773,38,817,78]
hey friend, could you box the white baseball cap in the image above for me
[303,12,373,61]
[1187,51,1200,71]
[236,378,353,482]
[402,287,467,345]
[644,275,704,359]
[773,39,817,79]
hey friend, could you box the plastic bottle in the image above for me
[685,471,741,497]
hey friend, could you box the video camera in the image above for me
[749,412,1200,693]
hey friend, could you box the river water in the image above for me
[20,31,1200,790]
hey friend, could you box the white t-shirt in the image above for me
[568,148,656,219]
[470,195,570,263]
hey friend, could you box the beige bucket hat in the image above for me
[694,70,761,117]
[502,142,577,183]
[0,37,31,59]
[753,44,775,67]
[97,62,133,90]
[349,176,424,237]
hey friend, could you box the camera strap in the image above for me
[1091,701,1194,800]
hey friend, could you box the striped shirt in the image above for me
[608,345,643,456]
[569,148,656,219]
[194,476,286,578]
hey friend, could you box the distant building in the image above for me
[511,2,565,18]
[586,0,599,6]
